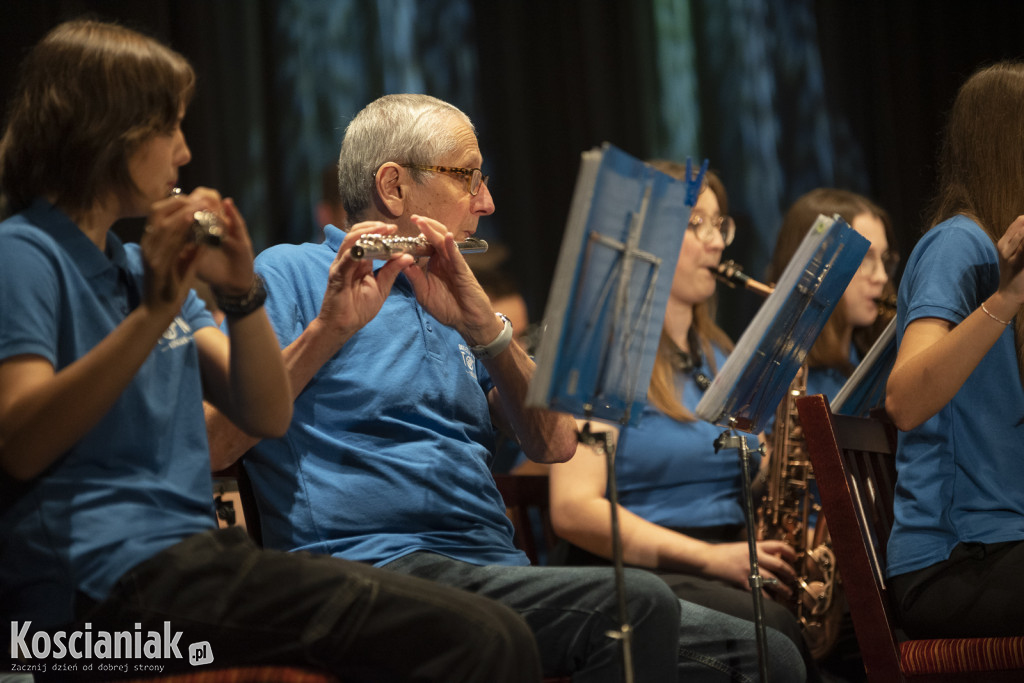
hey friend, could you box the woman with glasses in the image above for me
[761,190,897,673]
[767,188,898,401]
[549,162,819,675]
[884,62,1024,638]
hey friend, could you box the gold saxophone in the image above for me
[714,261,844,660]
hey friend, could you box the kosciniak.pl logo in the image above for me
[7,621,213,676]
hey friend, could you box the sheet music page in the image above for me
[696,214,869,433]
[528,144,700,425]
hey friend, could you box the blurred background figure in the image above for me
[316,162,347,234]
[470,243,542,475]
[766,189,898,400]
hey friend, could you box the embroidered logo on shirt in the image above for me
[159,316,194,352]
[458,344,478,379]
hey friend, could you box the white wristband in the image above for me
[470,313,514,359]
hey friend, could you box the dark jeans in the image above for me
[890,539,1024,639]
[54,528,541,682]
[555,539,819,682]
[385,551,807,683]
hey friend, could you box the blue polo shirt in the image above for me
[614,346,755,529]
[887,215,1024,577]
[245,225,526,567]
[0,199,217,627]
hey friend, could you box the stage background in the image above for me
[2,0,1022,338]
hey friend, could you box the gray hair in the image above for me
[337,94,474,223]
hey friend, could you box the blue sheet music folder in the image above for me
[528,143,701,426]
[695,215,869,434]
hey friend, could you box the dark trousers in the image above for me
[57,527,541,682]
[891,539,1024,639]
[553,538,821,682]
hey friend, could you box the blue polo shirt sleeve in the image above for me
[0,230,63,364]
[899,215,999,329]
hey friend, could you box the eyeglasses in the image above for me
[400,164,489,196]
[857,250,899,278]
[687,213,735,247]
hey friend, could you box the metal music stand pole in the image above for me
[580,421,634,683]
[715,423,770,683]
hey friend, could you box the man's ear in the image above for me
[374,162,405,218]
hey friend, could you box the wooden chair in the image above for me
[493,473,559,566]
[796,393,1024,681]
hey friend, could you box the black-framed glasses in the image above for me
[687,213,735,247]
[400,164,489,196]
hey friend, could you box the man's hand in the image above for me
[403,214,501,346]
[316,221,415,346]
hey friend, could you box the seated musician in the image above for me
[206,94,807,682]
[0,20,542,683]
[767,188,897,402]
[548,162,818,679]
[885,61,1024,639]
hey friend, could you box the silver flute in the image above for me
[170,187,225,247]
[350,234,488,260]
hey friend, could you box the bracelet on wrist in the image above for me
[470,313,514,359]
[980,301,1013,326]
[214,273,267,318]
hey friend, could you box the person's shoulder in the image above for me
[915,215,994,261]
[0,214,62,261]
[256,240,327,267]
[929,214,990,244]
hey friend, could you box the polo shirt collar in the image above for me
[24,198,129,278]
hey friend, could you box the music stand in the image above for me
[831,317,897,416]
[528,143,705,683]
[696,214,869,681]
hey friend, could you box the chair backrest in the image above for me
[796,393,904,680]
[493,473,558,565]
[797,394,1024,681]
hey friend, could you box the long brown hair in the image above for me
[928,62,1024,386]
[0,20,195,219]
[767,188,897,374]
[646,161,734,422]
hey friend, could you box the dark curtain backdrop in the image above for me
[3,0,1024,337]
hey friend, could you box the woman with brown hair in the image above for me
[0,19,541,681]
[767,188,897,400]
[549,163,815,680]
[884,61,1024,638]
